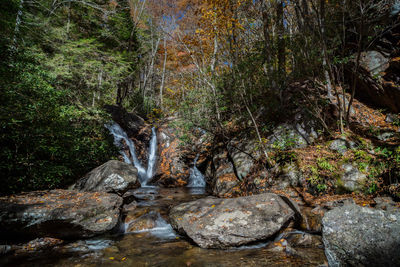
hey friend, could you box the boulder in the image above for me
[0,190,122,239]
[227,139,260,180]
[71,160,139,194]
[212,173,239,196]
[104,105,146,137]
[169,193,296,248]
[152,124,191,186]
[277,163,304,189]
[207,139,260,196]
[338,164,366,192]
[322,204,400,267]
[351,51,400,113]
[329,138,356,154]
[267,114,321,150]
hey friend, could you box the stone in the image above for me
[0,190,123,240]
[350,51,400,113]
[71,160,139,194]
[385,113,398,123]
[322,204,400,267]
[152,124,192,187]
[126,212,159,233]
[376,131,395,141]
[338,164,366,192]
[212,173,239,197]
[267,114,321,150]
[227,139,260,180]
[287,233,323,248]
[374,196,399,212]
[169,193,296,248]
[278,163,304,188]
[329,138,356,154]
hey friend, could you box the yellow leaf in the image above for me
[211,205,215,208]
[109,257,115,260]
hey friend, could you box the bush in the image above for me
[0,50,117,195]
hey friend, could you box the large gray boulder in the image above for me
[322,204,400,267]
[0,190,123,239]
[71,160,139,193]
[169,193,296,248]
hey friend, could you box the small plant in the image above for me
[317,158,335,172]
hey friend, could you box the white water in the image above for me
[144,127,157,186]
[188,154,206,188]
[105,122,157,185]
[124,211,176,239]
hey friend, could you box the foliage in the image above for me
[0,50,117,194]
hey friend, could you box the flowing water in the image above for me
[187,154,206,194]
[105,122,157,185]
[1,188,327,267]
[1,125,327,266]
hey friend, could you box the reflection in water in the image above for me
[1,188,326,267]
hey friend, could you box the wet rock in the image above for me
[104,105,146,137]
[169,193,296,248]
[126,212,158,233]
[299,206,324,233]
[322,204,400,267]
[287,233,323,248]
[152,124,192,187]
[329,138,356,154]
[71,160,139,194]
[0,190,123,239]
[122,201,137,212]
[338,164,366,192]
[13,237,64,255]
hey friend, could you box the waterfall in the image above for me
[188,154,206,188]
[106,122,157,184]
[144,127,157,186]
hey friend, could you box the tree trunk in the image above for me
[276,0,286,85]
[11,0,24,53]
[159,36,167,110]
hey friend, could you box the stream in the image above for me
[1,123,327,266]
[2,187,326,267]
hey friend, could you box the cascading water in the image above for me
[144,127,157,186]
[188,154,206,188]
[105,122,157,185]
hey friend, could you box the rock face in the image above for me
[338,164,366,192]
[104,105,146,137]
[169,193,296,248]
[207,140,260,196]
[351,50,400,113]
[152,124,192,187]
[0,190,123,239]
[71,160,139,194]
[322,204,400,267]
